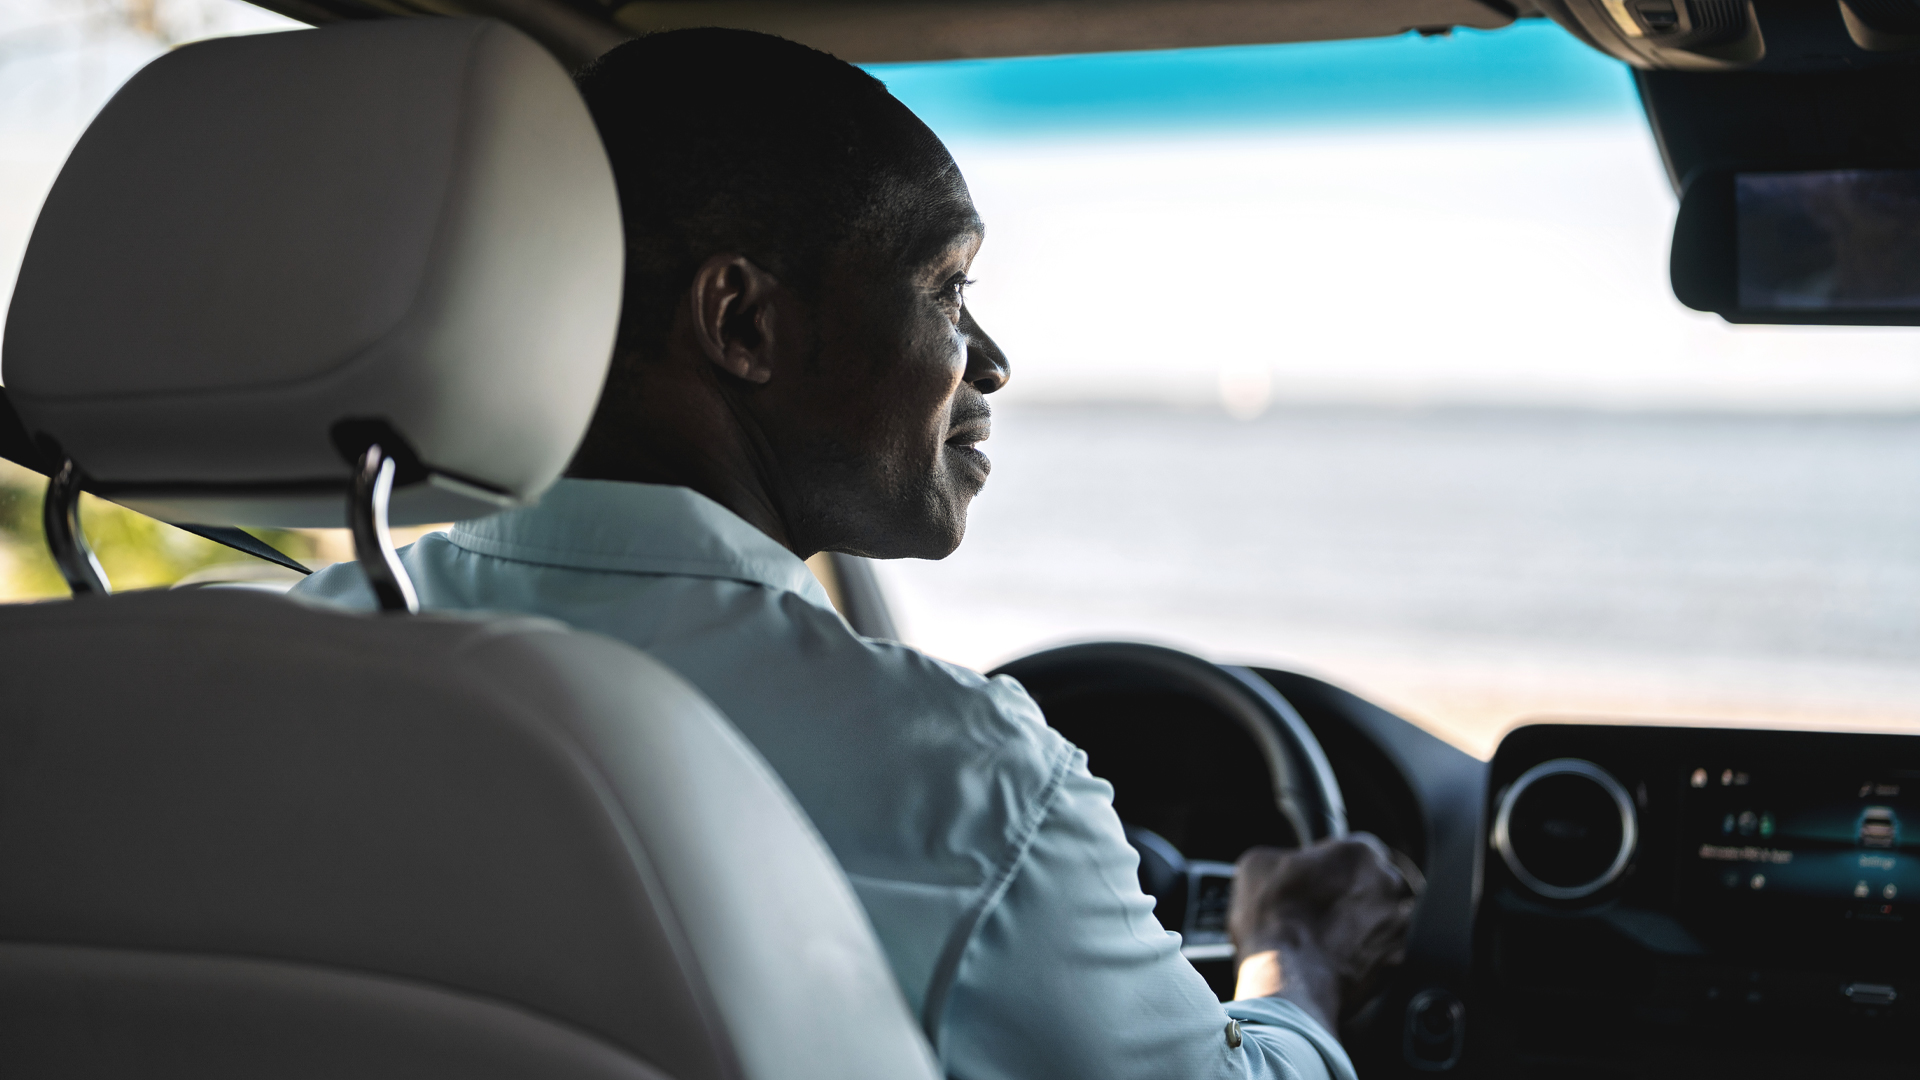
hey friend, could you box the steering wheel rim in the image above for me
[991,642,1348,846]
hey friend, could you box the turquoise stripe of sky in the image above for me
[867,19,1639,140]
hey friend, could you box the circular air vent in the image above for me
[1494,758,1636,901]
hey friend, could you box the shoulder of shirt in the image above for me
[289,555,372,605]
[768,587,1072,769]
[289,533,460,608]
[294,538,1073,788]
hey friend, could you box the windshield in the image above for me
[4,10,1918,756]
[864,22,1920,756]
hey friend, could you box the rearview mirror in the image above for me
[1671,166,1920,325]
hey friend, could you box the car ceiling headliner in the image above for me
[249,0,1533,70]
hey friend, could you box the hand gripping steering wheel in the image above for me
[991,642,1348,958]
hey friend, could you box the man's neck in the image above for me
[564,367,802,555]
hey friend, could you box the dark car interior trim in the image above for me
[245,0,1525,68]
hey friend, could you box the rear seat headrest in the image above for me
[2,18,623,528]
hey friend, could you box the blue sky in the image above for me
[869,19,1640,140]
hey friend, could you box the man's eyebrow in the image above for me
[903,224,982,270]
[948,219,986,254]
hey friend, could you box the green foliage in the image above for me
[0,460,319,600]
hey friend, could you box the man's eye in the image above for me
[943,278,975,305]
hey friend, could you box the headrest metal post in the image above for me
[350,444,419,615]
[43,458,109,597]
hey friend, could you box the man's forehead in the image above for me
[902,177,983,262]
[894,126,975,216]
[851,114,981,267]
[891,216,979,276]
[935,213,985,253]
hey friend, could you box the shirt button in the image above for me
[1225,1019,1243,1049]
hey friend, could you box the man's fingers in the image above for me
[1234,835,1416,910]
[1387,847,1426,898]
[1233,845,1292,883]
[1345,833,1416,891]
[1229,845,1299,950]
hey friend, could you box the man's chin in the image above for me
[836,497,971,561]
[843,523,966,561]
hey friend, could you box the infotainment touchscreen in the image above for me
[1683,762,1919,919]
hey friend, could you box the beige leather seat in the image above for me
[0,19,938,1080]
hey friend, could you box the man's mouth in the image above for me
[945,423,989,449]
[945,413,992,474]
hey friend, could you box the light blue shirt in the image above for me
[294,479,1355,1080]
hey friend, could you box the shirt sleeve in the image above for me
[936,747,1357,1080]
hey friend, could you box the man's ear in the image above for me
[687,254,787,385]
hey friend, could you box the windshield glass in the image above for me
[3,11,1917,756]
[865,22,1920,756]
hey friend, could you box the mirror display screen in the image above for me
[1735,168,1920,311]
[1684,763,1920,919]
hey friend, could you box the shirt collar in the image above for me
[446,479,834,608]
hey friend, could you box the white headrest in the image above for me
[2,18,622,527]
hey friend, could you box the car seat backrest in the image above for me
[0,590,933,1080]
[0,19,938,1080]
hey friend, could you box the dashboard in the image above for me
[1002,641,1917,1077]
[1481,724,1916,1077]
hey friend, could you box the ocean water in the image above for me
[882,404,1920,756]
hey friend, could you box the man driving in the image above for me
[294,28,1412,1080]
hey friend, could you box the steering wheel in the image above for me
[991,643,1348,959]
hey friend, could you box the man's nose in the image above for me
[960,305,1010,394]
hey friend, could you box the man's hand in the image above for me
[1227,834,1417,1034]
